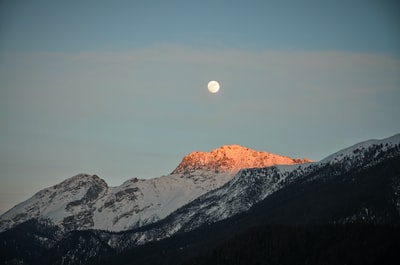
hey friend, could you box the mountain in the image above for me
[1,134,399,265]
[92,134,400,264]
[0,145,310,233]
[76,133,400,251]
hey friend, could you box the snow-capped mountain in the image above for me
[1,134,399,265]
[93,133,400,250]
[0,145,310,233]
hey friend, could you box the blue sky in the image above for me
[0,0,399,213]
[1,1,399,52]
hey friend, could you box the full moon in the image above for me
[207,80,220,93]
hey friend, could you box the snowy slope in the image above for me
[321,133,400,164]
[0,145,310,233]
[91,171,234,231]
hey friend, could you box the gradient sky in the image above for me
[0,0,399,213]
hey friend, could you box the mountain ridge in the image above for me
[0,144,311,233]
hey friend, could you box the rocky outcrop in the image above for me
[172,144,312,174]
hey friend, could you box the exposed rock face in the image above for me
[172,144,312,174]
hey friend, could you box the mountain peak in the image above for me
[52,173,108,190]
[171,144,312,174]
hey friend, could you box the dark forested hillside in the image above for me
[186,224,400,265]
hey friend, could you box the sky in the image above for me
[0,0,399,214]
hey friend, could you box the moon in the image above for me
[207,80,220,93]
